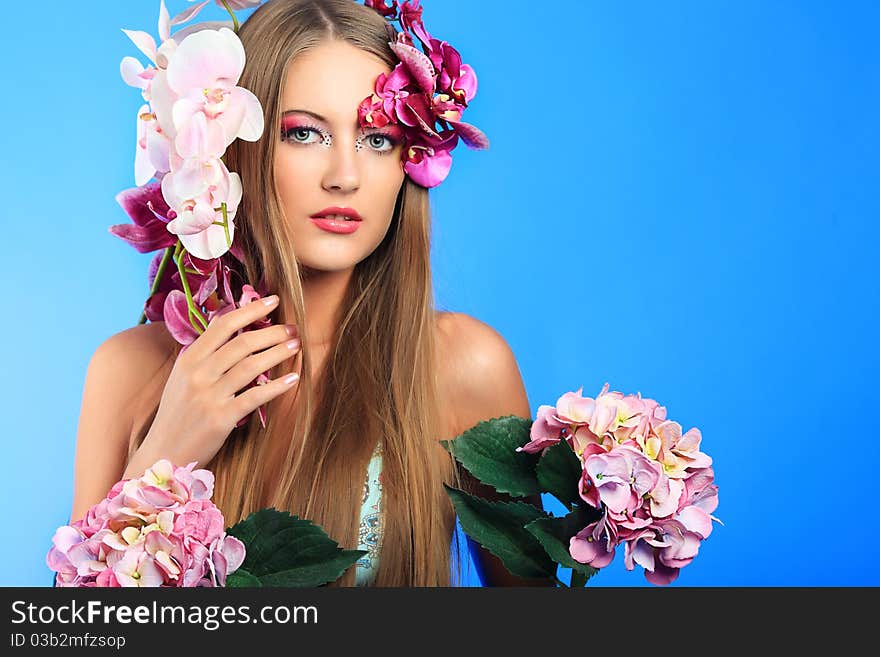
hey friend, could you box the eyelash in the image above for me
[280,122,399,155]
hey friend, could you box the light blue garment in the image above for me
[354,443,384,586]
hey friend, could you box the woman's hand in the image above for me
[124,295,300,476]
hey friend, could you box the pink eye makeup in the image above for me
[280,115,332,146]
[279,113,403,155]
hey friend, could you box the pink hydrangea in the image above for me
[526,383,720,585]
[47,460,245,587]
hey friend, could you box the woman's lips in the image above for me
[309,216,362,234]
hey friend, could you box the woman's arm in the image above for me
[69,323,172,524]
[441,313,556,587]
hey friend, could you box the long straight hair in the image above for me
[128,0,466,586]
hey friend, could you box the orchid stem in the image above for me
[221,202,231,248]
[138,244,174,325]
[220,1,240,32]
[175,243,208,333]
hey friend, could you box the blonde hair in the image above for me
[129,0,466,586]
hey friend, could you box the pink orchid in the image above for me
[120,55,155,100]
[402,130,459,188]
[133,104,171,185]
[389,41,437,97]
[188,0,262,11]
[109,182,176,254]
[430,94,489,148]
[121,0,174,70]
[160,27,263,148]
[409,26,478,105]
[362,65,419,130]
[162,290,201,348]
[161,161,242,259]
[359,0,489,188]
[365,0,399,19]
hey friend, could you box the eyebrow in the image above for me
[282,109,329,122]
[281,108,388,132]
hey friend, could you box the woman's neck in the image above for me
[299,266,354,349]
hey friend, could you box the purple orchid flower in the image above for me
[360,0,489,188]
[364,0,399,19]
[110,181,176,253]
[402,129,459,188]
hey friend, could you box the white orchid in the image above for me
[118,1,264,260]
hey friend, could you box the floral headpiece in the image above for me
[109,0,485,428]
[359,0,489,188]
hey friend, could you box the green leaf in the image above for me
[225,508,366,587]
[444,484,555,579]
[441,415,540,497]
[536,441,583,508]
[225,567,262,588]
[524,506,602,583]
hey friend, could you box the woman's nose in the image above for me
[321,139,361,193]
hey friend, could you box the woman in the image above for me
[69,0,551,587]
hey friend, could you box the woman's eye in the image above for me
[281,125,396,152]
[365,133,398,153]
[282,127,321,144]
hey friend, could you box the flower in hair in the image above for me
[111,1,274,429]
[361,0,489,188]
[119,2,263,260]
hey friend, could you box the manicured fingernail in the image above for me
[263,295,279,306]
[284,372,300,384]
[286,339,301,350]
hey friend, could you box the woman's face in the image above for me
[274,40,407,274]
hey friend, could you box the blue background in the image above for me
[1,0,877,587]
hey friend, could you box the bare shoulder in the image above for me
[86,320,179,440]
[95,320,178,368]
[434,311,531,437]
[433,314,552,586]
[93,320,178,428]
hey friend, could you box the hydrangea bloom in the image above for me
[518,383,721,585]
[47,460,245,587]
